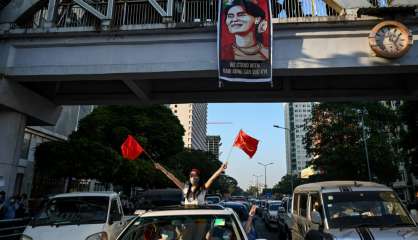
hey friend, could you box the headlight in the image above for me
[20,235,33,240]
[85,232,108,240]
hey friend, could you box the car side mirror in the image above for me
[311,211,322,225]
[278,207,286,213]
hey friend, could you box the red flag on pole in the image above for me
[121,135,144,160]
[233,130,259,158]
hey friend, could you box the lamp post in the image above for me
[257,162,274,191]
[253,174,263,198]
[273,124,294,193]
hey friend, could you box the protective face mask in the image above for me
[190,177,199,185]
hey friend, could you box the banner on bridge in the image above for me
[218,0,272,83]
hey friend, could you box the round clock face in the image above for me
[369,21,413,59]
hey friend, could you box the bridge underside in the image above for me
[14,69,418,105]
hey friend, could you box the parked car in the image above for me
[220,201,249,222]
[21,192,128,240]
[116,205,252,240]
[277,197,293,240]
[263,200,281,229]
[291,181,418,240]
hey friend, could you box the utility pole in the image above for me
[359,109,372,181]
[258,162,274,191]
[253,174,262,198]
[273,125,294,193]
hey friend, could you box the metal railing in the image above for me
[18,0,396,29]
[0,218,31,240]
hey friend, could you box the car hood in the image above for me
[23,223,105,240]
[329,227,418,240]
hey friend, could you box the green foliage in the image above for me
[35,105,185,188]
[35,105,240,194]
[272,174,304,194]
[304,102,400,184]
[246,186,259,196]
[399,101,418,175]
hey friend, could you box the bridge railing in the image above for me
[16,0,394,29]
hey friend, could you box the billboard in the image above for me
[218,0,272,83]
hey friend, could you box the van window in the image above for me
[310,193,323,219]
[299,194,308,217]
[293,194,299,214]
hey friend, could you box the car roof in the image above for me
[52,191,117,198]
[140,206,235,217]
[294,181,391,193]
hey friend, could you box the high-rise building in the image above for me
[169,103,207,151]
[207,135,221,161]
[0,106,94,197]
[284,102,314,175]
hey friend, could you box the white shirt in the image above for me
[183,184,206,205]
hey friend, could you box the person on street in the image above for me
[154,162,227,205]
[3,196,17,219]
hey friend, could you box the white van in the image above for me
[21,192,127,240]
[291,181,418,240]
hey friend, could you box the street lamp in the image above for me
[257,162,274,191]
[273,124,294,193]
[252,174,263,198]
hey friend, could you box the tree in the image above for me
[246,186,259,197]
[35,105,186,189]
[304,102,400,184]
[273,174,304,195]
[399,101,418,176]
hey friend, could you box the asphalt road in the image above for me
[253,216,278,240]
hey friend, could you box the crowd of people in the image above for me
[0,191,29,220]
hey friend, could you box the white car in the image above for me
[291,181,418,240]
[21,192,127,240]
[263,200,281,229]
[116,205,264,240]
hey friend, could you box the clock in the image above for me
[369,21,413,59]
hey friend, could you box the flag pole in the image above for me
[142,149,156,163]
[225,146,234,163]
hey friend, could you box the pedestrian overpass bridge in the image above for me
[0,0,418,198]
[1,0,418,125]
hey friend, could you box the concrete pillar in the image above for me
[0,110,26,198]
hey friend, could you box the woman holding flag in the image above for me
[154,162,227,205]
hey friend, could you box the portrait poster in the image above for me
[218,0,272,83]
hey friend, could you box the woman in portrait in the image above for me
[222,0,269,61]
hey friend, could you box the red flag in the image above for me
[121,135,144,160]
[233,130,259,158]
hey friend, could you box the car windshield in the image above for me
[119,214,244,240]
[269,204,279,211]
[32,196,109,226]
[323,191,414,229]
